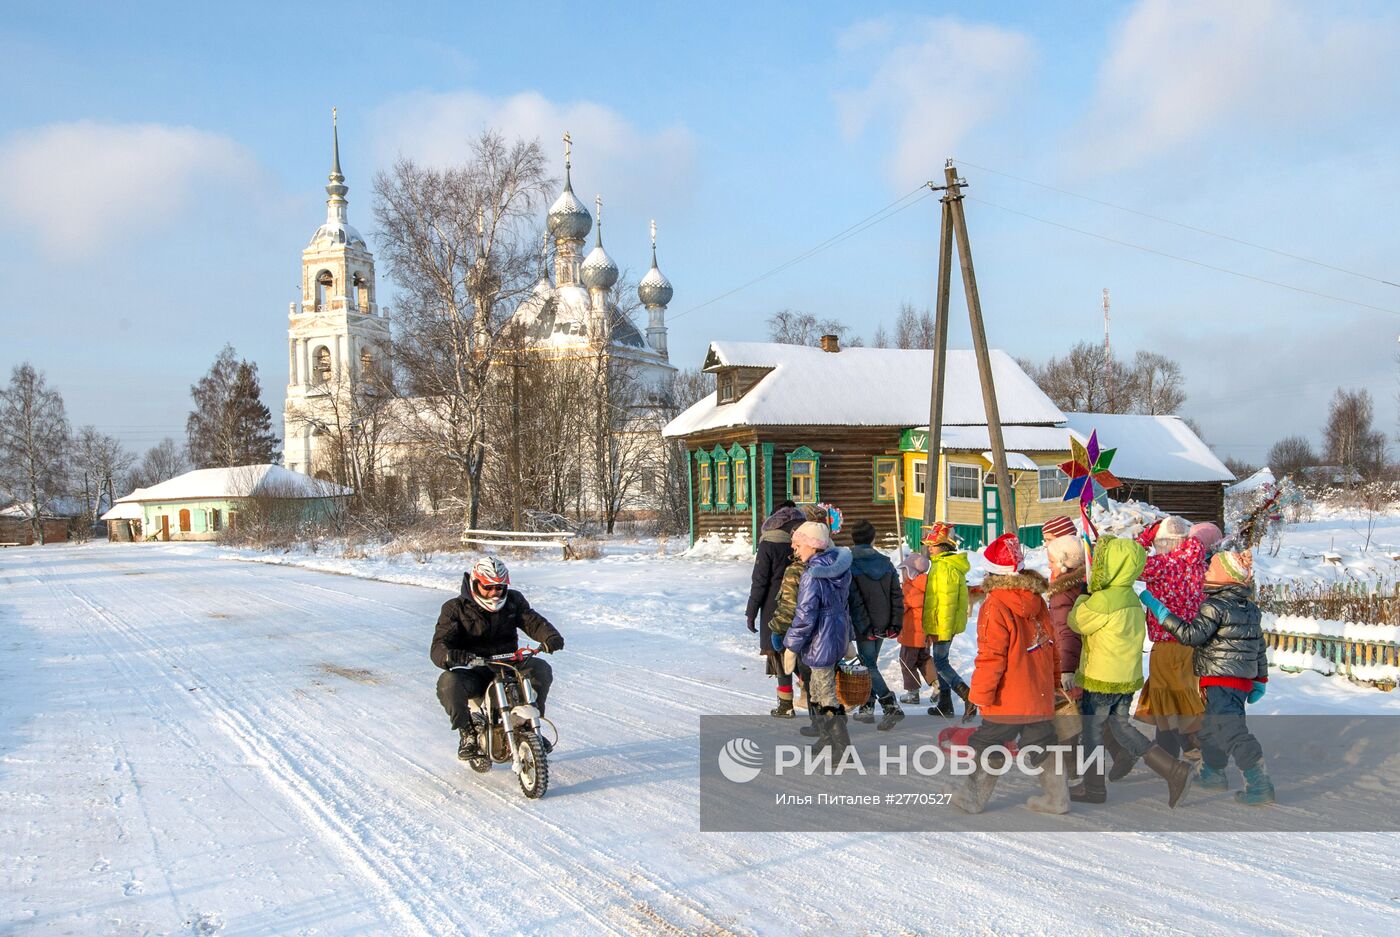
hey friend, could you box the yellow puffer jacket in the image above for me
[1068,536,1148,694]
[922,551,971,642]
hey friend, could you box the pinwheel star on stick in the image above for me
[1059,430,1121,544]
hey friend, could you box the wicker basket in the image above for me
[835,664,872,709]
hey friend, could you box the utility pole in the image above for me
[1102,287,1111,361]
[921,179,955,547]
[923,160,1018,545]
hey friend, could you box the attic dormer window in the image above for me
[717,370,737,404]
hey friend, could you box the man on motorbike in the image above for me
[431,556,565,760]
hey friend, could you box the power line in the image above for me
[957,159,1400,289]
[966,195,1400,318]
[668,185,932,322]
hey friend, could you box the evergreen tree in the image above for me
[187,345,280,468]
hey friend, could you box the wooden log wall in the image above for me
[1111,480,1225,526]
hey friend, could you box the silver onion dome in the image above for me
[547,170,592,241]
[579,194,618,289]
[638,220,673,306]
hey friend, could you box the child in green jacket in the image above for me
[921,523,975,721]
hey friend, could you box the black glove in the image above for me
[540,634,565,654]
[746,616,758,633]
[446,648,478,668]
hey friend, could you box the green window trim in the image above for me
[711,444,731,509]
[729,443,750,510]
[872,455,898,503]
[695,449,713,510]
[785,445,820,504]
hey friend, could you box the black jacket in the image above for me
[846,544,903,640]
[1159,583,1268,681]
[430,578,563,669]
[747,530,794,653]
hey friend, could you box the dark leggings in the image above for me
[436,658,553,730]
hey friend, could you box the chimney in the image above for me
[820,334,840,353]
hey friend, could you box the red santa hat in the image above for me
[982,533,1025,575]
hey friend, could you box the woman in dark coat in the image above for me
[747,503,805,716]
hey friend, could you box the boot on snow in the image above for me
[952,763,1000,814]
[1235,763,1275,806]
[927,684,956,718]
[852,699,877,724]
[1196,763,1229,791]
[1026,756,1071,815]
[800,705,822,738]
[1143,744,1193,809]
[898,688,922,705]
[458,727,480,761]
[877,695,905,731]
[1070,762,1107,804]
[770,699,795,719]
[1105,724,1140,782]
[824,706,853,754]
[953,681,978,723]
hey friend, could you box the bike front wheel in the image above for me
[516,733,549,799]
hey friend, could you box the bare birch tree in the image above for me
[0,364,70,544]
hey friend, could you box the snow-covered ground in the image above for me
[3,540,1399,935]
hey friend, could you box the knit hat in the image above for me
[1206,550,1253,586]
[982,533,1024,575]
[849,519,877,544]
[899,552,930,578]
[792,521,833,550]
[1189,522,1224,551]
[1041,515,1077,542]
[1045,534,1086,571]
[922,521,957,550]
[1154,515,1192,551]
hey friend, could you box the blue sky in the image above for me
[3,0,1399,464]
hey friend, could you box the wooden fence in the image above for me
[460,528,580,559]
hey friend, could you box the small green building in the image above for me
[118,465,352,541]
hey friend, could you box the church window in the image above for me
[315,270,333,311]
[313,346,332,384]
[353,273,370,310]
[360,346,375,380]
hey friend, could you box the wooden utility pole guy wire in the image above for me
[922,160,1017,552]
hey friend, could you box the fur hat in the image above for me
[922,521,957,550]
[1206,550,1253,586]
[1045,534,1086,571]
[899,552,930,578]
[1154,515,1192,550]
[1189,522,1224,550]
[849,519,877,544]
[792,521,833,550]
[982,533,1024,575]
[1041,515,1077,542]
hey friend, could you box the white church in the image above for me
[282,115,676,515]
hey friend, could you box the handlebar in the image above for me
[449,647,545,672]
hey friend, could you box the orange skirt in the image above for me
[1134,641,1204,731]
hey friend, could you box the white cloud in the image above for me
[0,121,262,255]
[1075,0,1400,171]
[834,16,1035,186]
[369,89,695,239]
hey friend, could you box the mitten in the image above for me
[1247,681,1266,704]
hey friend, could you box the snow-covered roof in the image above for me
[663,342,1064,436]
[100,501,143,521]
[124,465,353,502]
[907,424,1087,453]
[1226,467,1276,495]
[1062,413,1233,484]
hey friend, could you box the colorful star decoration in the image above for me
[1058,430,1121,508]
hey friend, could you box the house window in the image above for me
[716,460,731,508]
[210,509,222,532]
[947,463,980,501]
[730,444,750,510]
[639,469,655,495]
[1039,466,1069,501]
[696,451,713,509]
[178,508,191,532]
[912,459,928,495]
[717,371,736,403]
[873,456,898,503]
[786,446,820,504]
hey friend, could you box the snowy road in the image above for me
[2,543,1399,935]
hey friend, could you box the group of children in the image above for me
[747,501,1275,813]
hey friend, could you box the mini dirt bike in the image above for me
[453,646,554,799]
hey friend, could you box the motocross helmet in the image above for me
[468,556,510,611]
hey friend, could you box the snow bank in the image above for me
[684,531,753,560]
[1265,613,1400,646]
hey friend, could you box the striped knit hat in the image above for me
[1206,550,1253,586]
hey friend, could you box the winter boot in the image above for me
[898,688,921,705]
[457,727,480,761]
[800,704,822,738]
[1026,756,1071,815]
[952,763,1000,814]
[1196,763,1229,791]
[1069,763,1107,804]
[1155,729,1182,759]
[770,699,795,719]
[953,681,979,724]
[1105,725,1140,782]
[1235,763,1276,806]
[877,695,905,731]
[825,706,853,754]
[852,699,877,724]
[928,684,956,718]
[1142,744,1193,809]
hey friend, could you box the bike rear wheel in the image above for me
[516,733,549,799]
